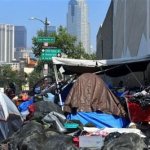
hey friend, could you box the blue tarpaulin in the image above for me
[67,112,130,128]
[18,99,33,112]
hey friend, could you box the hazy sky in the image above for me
[0,0,111,51]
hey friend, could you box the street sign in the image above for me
[37,37,55,43]
[40,49,61,61]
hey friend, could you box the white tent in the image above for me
[0,92,23,140]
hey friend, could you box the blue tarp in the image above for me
[67,112,130,128]
[61,83,73,102]
[18,99,33,112]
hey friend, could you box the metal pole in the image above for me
[44,17,49,76]
[44,17,48,37]
[53,64,63,110]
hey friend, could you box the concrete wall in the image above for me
[96,0,150,87]
[96,1,113,59]
[96,26,103,59]
[113,0,150,58]
[97,0,150,59]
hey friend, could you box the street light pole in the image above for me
[30,17,49,37]
[44,17,49,37]
[30,17,63,110]
[30,17,50,76]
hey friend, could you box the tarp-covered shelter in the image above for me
[52,55,150,77]
[0,92,23,141]
[52,56,150,127]
[52,55,150,109]
[64,73,129,128]
[64,73,126,117]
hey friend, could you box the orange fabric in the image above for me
[20,93,29,101]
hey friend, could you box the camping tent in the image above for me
[64,73,129,128]
[52,55,150,77]
[0,92,23,141]
[64,73,126,116]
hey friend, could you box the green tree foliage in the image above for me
[28,69,42,89]
[32,29,44,57]
[31,26,96,85]
[32,26,96,60]
[0,65,27,92]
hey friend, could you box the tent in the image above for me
[64,73,126,116]
[52,56,150,109]
[0,92,23,141]
[51,56,150,127]
[63,73,129,128]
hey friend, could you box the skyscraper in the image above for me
[67,0,90,53]
[47,25,56,34]
[0,24,14,63]
[15,26,27,50]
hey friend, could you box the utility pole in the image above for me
[43,17,49,76]
[30,17,50,76]
[44,17,49,37]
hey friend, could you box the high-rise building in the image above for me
[0,24,14,63]
[47,26,56,34]
[67,0,90,53]
[14,26,27,50]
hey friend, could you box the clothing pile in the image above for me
[126,87,150,122]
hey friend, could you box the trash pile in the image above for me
[0,73,150,150]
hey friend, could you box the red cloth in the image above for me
[28,104,36,113]
[73,137,79,147]
[127,100,150,122]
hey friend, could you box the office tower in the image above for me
[0,24,14,63]
[67,0,90,53]
[15,26,27,50]
[47,26,56,34]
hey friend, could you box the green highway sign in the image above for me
[37,37,55,43]
[40,49,61,61]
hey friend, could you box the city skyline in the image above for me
[0,0,111,52]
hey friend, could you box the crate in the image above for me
[126,99,150,122]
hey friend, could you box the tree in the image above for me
[30,25,96,86]
[32,26,96,60]
[32,29,45,57]
[28,69,42,89]
[82,52,96,60]
[0,65,27,93]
